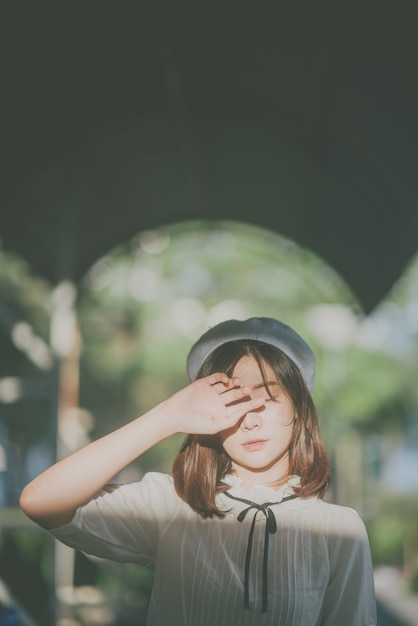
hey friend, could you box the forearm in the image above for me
[20,403,175,528]
[20,373,264,529]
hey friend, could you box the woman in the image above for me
[20,317,376,625]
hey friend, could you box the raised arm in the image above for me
[20,373,264,529]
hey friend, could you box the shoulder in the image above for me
[133,471,175,490]
[102,472,179,507]
[316,500,367,532]
[71,472,186,525]
[286,497,369,539]
[309,500,373,560]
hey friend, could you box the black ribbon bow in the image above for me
[224,491,298,613]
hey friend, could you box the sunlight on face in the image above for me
[220,356,295,489]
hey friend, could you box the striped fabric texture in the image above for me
[51,472,376,626]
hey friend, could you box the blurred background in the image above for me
[1,2,418,625]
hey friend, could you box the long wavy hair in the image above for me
[172,340,330,518]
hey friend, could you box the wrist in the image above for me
[142,400,181,439]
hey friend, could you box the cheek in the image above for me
[219,423,240,447]
[272,401,295,426]
[278,415,296,430]
[269,413,295,443]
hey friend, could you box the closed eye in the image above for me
[265,395,278,402]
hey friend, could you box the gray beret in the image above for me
[186,317,316,391]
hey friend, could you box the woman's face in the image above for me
[219,355,295,489]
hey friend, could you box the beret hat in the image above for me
[187,317,316,391]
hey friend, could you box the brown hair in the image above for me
[172,340,330,518]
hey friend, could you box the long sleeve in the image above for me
[321,506,376,625]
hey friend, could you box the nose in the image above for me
[240,409,262,431]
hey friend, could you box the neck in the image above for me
[230,468,290,490]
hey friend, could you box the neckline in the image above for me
[223,473,300,501]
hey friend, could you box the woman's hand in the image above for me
[160,373,265,436]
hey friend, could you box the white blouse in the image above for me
[50,472,376,626]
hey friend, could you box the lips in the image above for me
[243,439,267,451]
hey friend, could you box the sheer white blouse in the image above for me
[50,472,376,626]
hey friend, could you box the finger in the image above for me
[206,372,230,387]
[227,397,265,422]
[214,376,244,393]
[222,385,252,405]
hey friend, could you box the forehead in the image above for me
[232,355,279,385]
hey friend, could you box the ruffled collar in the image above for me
[222,473,300,504]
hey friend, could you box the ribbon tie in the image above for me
[224,491,298,613]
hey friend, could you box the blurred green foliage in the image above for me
[367,518,405,566]
[410,563,418,594]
